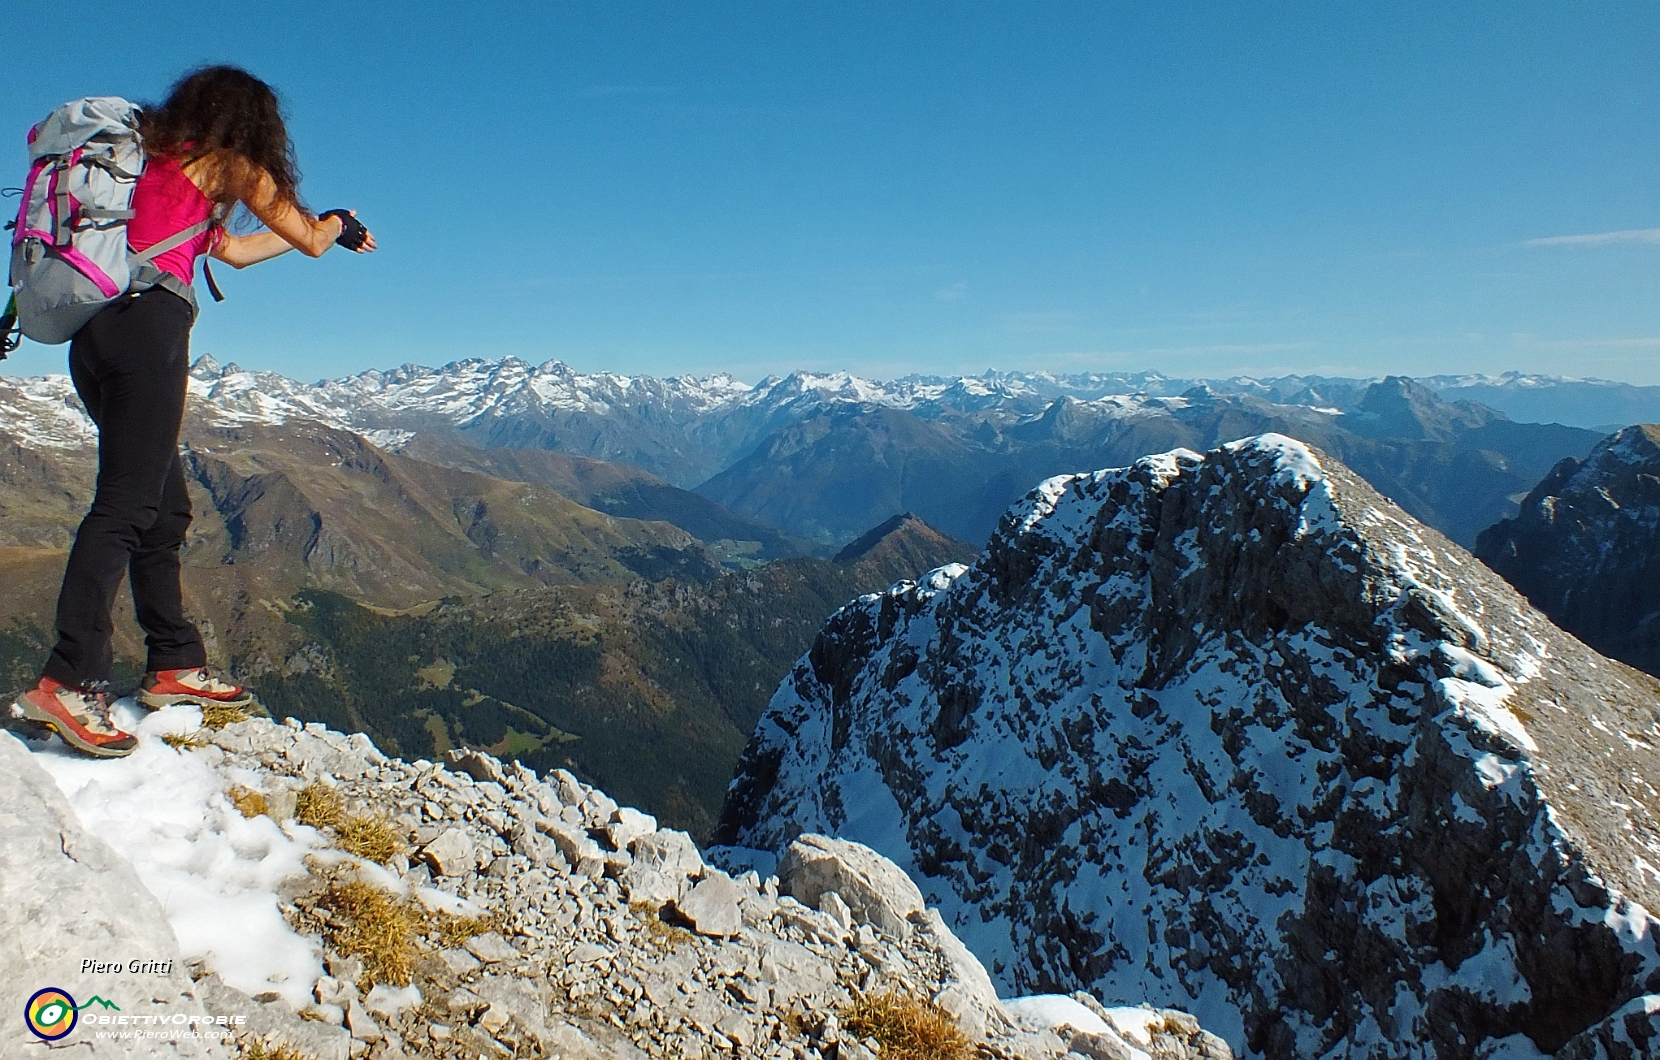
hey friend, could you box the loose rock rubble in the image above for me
[165,717,1230,1060]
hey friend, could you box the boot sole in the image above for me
[139,690,256,711]
[12,698,136,758]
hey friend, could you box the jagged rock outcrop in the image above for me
[718,434,1660,1059]
[1477,424,1660,677]
[2,707,1229,1059]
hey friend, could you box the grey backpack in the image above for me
[3,97,217,353]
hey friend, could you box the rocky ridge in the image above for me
[1476,424,1660,678]
[719,434,1660,1058]
[2,708,1229,1060]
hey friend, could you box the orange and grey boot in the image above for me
[139,667,254,711]
[10,677,137,758]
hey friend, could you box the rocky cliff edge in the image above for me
[0,701,1228,1060]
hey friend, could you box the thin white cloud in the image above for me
[1524,228,1660,247]
[934,282,967,301]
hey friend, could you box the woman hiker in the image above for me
[9,65,375,757]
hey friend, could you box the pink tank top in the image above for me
[127,154,218,284]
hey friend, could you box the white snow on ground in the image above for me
[1004,995,1109,1034]
[25,700,326,1010]
[362,428,416,451]
[1003,997,1154,1060]
[1101,1008,1169,1048]
[364,983,423,1020]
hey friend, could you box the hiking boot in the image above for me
[10,677,137,758]
[139,668,254,711]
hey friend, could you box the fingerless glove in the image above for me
[319,209,369,251]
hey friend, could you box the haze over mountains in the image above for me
[175,358,1618,549]
[2,357,1621,550]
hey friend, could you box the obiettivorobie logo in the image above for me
[24,987,118,1041]
[23,984,246,1043]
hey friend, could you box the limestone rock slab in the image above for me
[776,833,924,938]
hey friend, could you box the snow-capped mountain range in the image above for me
[0,356,1634,551]
[2,355,1651,457]
[2,357,1196,468]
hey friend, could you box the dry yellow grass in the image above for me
[161,730,209,751]
[227,786,270,819]
[294,782,344,831]
[238,1038,313,1060]
[841,991,971,1060]
[314,880,422,987]
[630,900,694,950]
[431,910,499,948]
[337,815,400,865]
[201,701,250,729]
[296,783,401,865]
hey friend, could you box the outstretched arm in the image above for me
[210,229,303,268]
[208,165,376,268]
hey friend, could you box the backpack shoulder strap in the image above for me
[129,220,213,265]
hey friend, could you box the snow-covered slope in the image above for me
[0,373,98,450]
[719,435,1660,1058]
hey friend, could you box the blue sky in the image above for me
[4,2,1659,384]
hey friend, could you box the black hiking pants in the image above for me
[43,287,206,689]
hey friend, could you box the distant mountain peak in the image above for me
[1608,421,1660,461]
[833,512,977,580]
[1345,374,1501,440]
[835,512,930,561]
[1357,374,1442,414]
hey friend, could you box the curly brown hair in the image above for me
[139,65,307,218]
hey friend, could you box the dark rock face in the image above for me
[719,435,1660,1059]
[1476,425,1660,678]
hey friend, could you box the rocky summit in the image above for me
[1477,424,1660,679]
[718,434,1660,1059]
[0,705,1229,1060]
